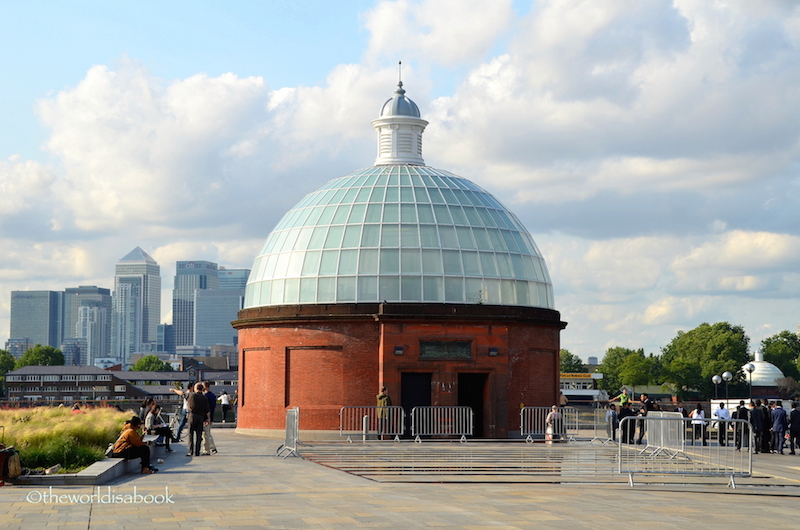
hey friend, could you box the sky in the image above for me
[2,0,800,362]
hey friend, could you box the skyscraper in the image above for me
[111,247,161,364]
[9,290,64,349]
[218,268,250,290]
[63,286,111,364]
[173,261,219,347]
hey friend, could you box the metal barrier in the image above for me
[411,406,473,443]
[339,406,405,442]
[520,407,579,442]
[276,407,300,459]
[618,416,752,487]
[590,408,618,444]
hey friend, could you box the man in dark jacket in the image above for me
[618,402,636,444]
[789,402,800,455]
[186,383,210,457]
[733,401,750,451]
[771,403,789,454]
[748,401,763,454]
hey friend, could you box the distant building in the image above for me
[5,338,34,359]
[173,261,219,347]
[59,338,87,366]
[194,289,243,348]
[4,365,149,404]
[63,286,112,364]
[218,268,250,290]
[156,324,176,356]
[10,290,64,349]
[111,247,161,364]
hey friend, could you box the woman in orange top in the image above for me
[112,416,158,474]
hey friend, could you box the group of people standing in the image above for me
[728,399,800,455]
[605,390,658,444]
[604,390,800,454]
[171,382,221,457]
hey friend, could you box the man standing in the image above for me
[201,383,218,455]
[180,383,210,457]
[636,393,655,445]
[789,403,800,455]
[714,403,731,446]
[733,400,749,451]
[759,400,772,453]
[748,401,763,454]
[376,386,392,440]
[771,402,788,455]
[618,402,636,444]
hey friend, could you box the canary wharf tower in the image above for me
[111,247,161,364]
[235,82,565,438]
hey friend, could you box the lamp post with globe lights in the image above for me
[745,363,756,400]
[722,371,733,402]
[712,375,722,400]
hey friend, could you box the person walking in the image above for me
[544,405,563,443]
[219,391,231,423]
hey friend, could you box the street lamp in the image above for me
[722,371,733,402]
[712,375,722,399]
[745,363,756,401]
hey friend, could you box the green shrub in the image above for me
[1,407,131,471]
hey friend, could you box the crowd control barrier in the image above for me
[276,407,300,459]
[618,416,752,487]
[411,406,473,443]
[520,407,579,443]
[590,408,618,444]
[339,406,405,442]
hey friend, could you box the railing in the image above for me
[339,406,405,442]
[590,408,618,444]
[618,416,752,487]
[410,406,473,443]
[276,407,300,459]
[520,407,579,442]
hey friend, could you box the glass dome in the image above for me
[245,164,554,309]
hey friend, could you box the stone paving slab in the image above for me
[1,429,799,528]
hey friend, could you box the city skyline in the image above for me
[2,2,800,361]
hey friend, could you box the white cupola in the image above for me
[371,81,428,166]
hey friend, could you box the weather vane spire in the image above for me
[398,60,402,84]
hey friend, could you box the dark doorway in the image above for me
[458,373,488,438]
[401,372,432,437]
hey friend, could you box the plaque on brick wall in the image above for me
[419,341,472,359]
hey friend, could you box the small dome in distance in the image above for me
[743,350,785,387]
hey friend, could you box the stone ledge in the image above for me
[11,444,165,486]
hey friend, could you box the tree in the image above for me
[596,347,643,392]
[661,322,750,399]
[0,349,14,399]
[14,344,64,369]
[0,350,15,374]
[761,331,800,380]
[130,355,174,372]
[559,349,585,373]
[618,350,655,394]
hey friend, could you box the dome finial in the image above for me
[396,61,405,95]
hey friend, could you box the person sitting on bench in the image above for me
[112,416,158,474]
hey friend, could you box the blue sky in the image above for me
[2,0,800,362]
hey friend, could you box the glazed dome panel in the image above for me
[245,165,554,309]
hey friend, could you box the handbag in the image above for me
[106,433,125,457]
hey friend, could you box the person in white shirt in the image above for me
[714,403,731,446]
[690,403,708,446]
[218,390,231,423]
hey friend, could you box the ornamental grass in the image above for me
[0,406,133,472]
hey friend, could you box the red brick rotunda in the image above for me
[234,81,567,439]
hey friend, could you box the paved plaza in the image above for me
[2,429,800,529]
